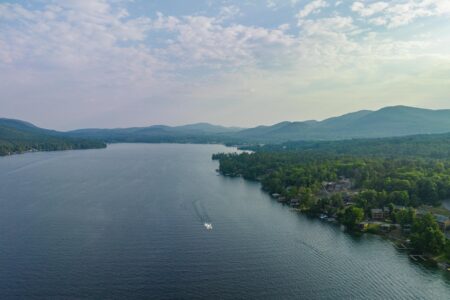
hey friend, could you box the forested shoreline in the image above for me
[0,120,107,156]
[213,139,450,265]
[0,139,106,156]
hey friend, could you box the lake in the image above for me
[0,144,449,299]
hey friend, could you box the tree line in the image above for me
[213,147,450,258]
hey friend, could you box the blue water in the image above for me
[0,144,449,299]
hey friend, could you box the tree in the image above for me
[299,187,315,210]
[389,191,409,206]
[410,213,446,254]
[341,207,364,230]
[330,193,344,210]
[393,207,415,226]
[388,203,395,214]
[417,178,439,205]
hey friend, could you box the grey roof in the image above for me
[434,214,449,222]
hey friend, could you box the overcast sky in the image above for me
[1,0,449,130]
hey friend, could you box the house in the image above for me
[371,208,384,221]
[415,209,427,218]
[322,181,335,193]
[383,207,391,217]
[434,214,450,231]
[402,224,411,233]
[323,177,353,193]
[394,205,406,211]
[338,177,352,190]
[277,196,287,203]
[290,198,300,207]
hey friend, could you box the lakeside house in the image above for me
[278,196,287,203]
[416,209,450,232]
[434,214,450,231]
[290,198,300,207]
[394,205,406,210]
[371,208,384,221]
[322,177,352,194]
[402,224,412,233]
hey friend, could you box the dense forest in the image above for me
[242,132,450,159]
[214,152,450,207]
[0,124,106,156]
[213,136,450,259]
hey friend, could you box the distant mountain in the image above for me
[0,118,106,156]
[67,123,242,143]
[175,123,242,133]
[231,106,450,142]
[0,118,42,132]
[65,106,450,144]
[2,106,450,153]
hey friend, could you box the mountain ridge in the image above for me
[2,105,450,146]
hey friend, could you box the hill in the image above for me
[2,105,450,151]
[232,106,450,142]
[66,123,242,143]
[0,119,106,156]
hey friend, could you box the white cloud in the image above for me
[218,5,241,21]
[0,0,448,128]
[297,0,329,19]
[351,1,388,17]
[266,0,277,9]
[352,0,450,28]
[150,13,295,68]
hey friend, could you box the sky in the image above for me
[0,0,449,130]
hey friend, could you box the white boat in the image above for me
[204,223,213,230]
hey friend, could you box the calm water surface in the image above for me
[0,144,449,299]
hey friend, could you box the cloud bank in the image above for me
[0,0,449,129]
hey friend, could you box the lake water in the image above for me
[0,144,449,299]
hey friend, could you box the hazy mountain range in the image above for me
[2,106,450,152]
[233,106,450,142]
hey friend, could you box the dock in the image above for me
[392,243,412,250]
[409,254,427,262]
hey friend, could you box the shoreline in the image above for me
[0,141,244,158]
[217,170,450,272]
[0,144,108,158]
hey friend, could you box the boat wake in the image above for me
[192,199,212,230]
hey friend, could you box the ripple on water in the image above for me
[0,144,449,299]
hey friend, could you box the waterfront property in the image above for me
[434,214,450,231]
[322,178,352,194]
[290,198,300,207]
[371,208,385,221]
